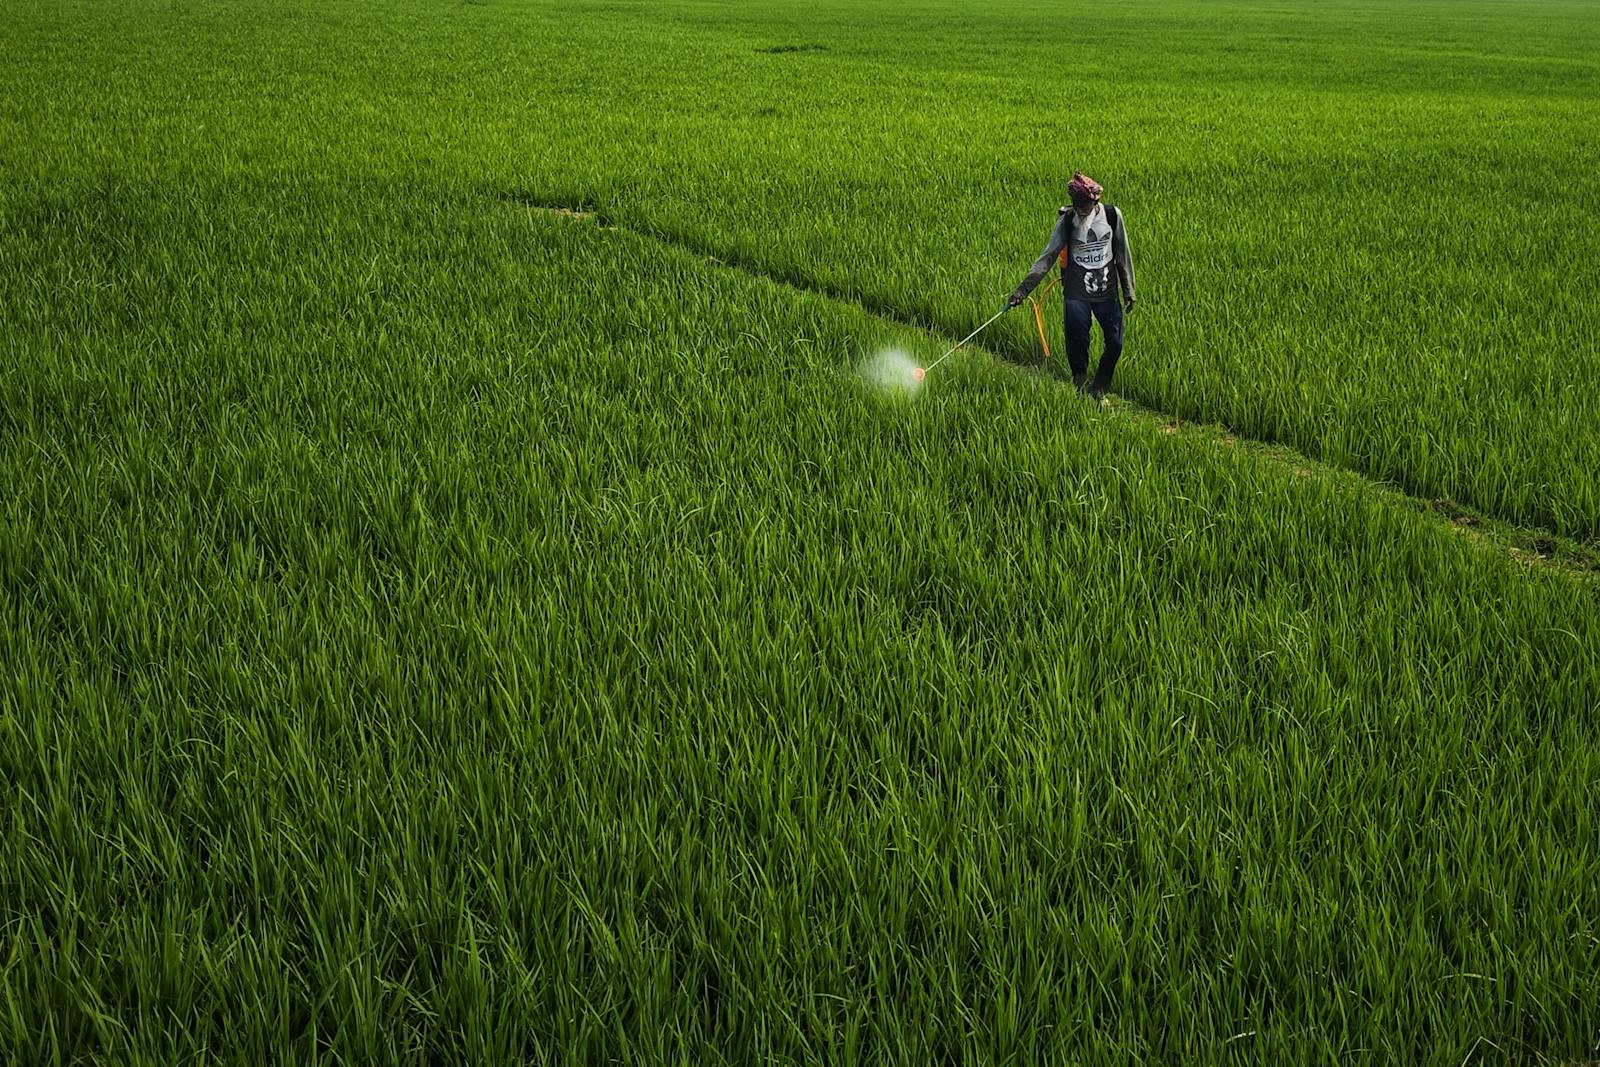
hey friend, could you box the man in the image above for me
[1007,171,1136,402]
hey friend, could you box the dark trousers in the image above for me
[1064,298,1125,383]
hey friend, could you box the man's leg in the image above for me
[1088,299,1126,396]
[1062,298,1093,388]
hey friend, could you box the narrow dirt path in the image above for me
[507,197,1600,582]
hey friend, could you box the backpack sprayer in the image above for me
[919,192,1126,380]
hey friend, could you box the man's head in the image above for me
[1068,171,1104,215]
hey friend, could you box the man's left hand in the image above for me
[1124,296,1136,312]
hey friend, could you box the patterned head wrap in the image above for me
[1067,171,1104,204]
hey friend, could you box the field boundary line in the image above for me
[504,196,1600,582]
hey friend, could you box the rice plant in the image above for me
[2,0,1598,1063]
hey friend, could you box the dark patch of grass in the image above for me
[755,42,828,54]
[494,190,614,227]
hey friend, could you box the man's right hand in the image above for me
[1006,292,1025,309]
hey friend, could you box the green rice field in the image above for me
[3,0,1599,1062]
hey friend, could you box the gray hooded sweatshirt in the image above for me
[1014,204,1136,305]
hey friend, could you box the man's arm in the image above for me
[1114,213,1136,306]
[1010,214,1069,302]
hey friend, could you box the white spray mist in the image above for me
[857,347,926,397]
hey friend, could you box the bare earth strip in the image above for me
[514,199,1600,582]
